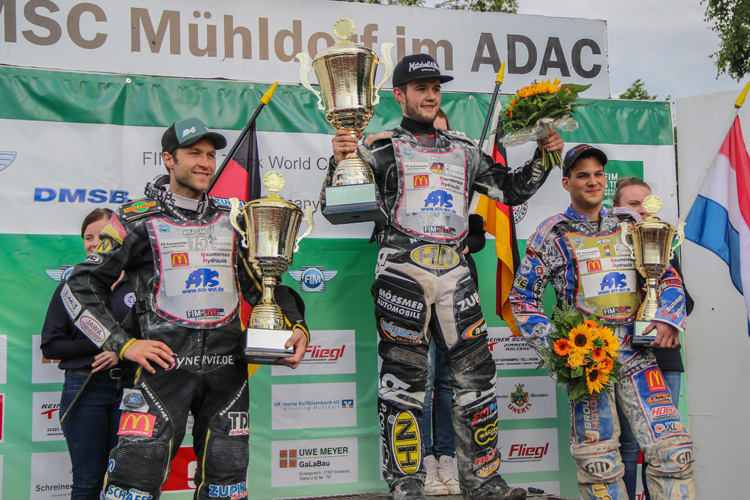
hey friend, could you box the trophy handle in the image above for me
[373,42,395,106]
[229,198,248,249]
[295,52,324,111]
[294,205,316,253]
[670,221,686,260]
[619,222,635,259]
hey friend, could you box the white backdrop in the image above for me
[677,89,750,499]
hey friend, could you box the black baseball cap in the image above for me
[562,144,608,176]
[161,117,227,153]
[392,54,454,88]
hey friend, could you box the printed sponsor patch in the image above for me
[60,284,82,318]
[120,389,149,413]
[117,412,157,437]
[391,411,420,474]
[380,318,423,343]
[474,421,498,446]
[74,311,111,346]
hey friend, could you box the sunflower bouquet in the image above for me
[538,304,621,403]
[500,79,591,171]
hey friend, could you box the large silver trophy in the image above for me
[620,195,686,346]
[296,18,393,224]
[230,172,314,364]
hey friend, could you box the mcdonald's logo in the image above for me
[118,412,156,437]
[171,253,190,267]
[586,259,603,272]
[413,175,430,188]
[645,369,667,393]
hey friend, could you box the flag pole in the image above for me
[208,82,278,192]
[478,62,505,151]
[678,81,750,223]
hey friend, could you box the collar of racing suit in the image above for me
[144,176,210,218]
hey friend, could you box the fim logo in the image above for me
[45,265,75,282]
[279,449,298,468]
[288,266,337,293]
[0,151,16,172]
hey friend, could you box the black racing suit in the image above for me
[63,180,308,500]
[321,120,549,493]
[509,206,695,500]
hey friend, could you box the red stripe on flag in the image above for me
[723,117,750,227]
[209,159,250,202]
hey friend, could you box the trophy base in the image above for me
[323,184,385,225]
[243,327,295,365]
[631,320,657,347]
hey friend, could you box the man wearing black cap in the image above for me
[63,117,309,500]
[510,145,696,500]
[323,54,563,500]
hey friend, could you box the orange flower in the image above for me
[590,348,606,363]
[601,356,615,374]
[553,338,572,356]
[584,320,598,329]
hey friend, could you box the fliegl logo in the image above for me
[183,268,223,293]
[0,151,16,172]
[288,266,338,293]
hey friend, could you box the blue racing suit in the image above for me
[510,205,695,500]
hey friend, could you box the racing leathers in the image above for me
[63,180,308,500]
[321,122,550,496]
[510,205,695,500]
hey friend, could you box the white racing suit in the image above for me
[322,127,549,495]
[63,181,308,500]
[510,205,695,500]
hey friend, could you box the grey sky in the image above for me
[513,0,742,100]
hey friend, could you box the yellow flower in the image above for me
[597,326,620,358]
[585,363,609,394]
[517,78,562,98]
[567,350,585,369]
[568,324,595,353]
[553,338,572,356]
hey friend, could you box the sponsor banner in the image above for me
[32,392,63,442]
[271,330,356,376]
[0,336,5,384]
[162,447,199,493]
[499,428,559,473]
[30,452,72,500]
[497,376,557,420]
[271,382,357,430]
[0,1,610,97]
[0,394,4,442]
[488,327,540,369]
[271,438,357,487]
[31,335,64,384]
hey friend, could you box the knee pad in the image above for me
[649,442,694,477]
[208,435,249,474]
[106,441,169,492]
[571,443,624,483]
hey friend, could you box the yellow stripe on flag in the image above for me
[474,194,521,336]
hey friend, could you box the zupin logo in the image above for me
[118,413,157,437]
[424,189,453,208]
[380,318,423,343]
[474,422,498,446]
[0,151,16,172]
[183,268,222,293]
[508,384,532,414]
[288,266,338,293]
[392,411,420,473]
[208,482,247,499]
[171,253,189,267]
[599,271,627,291]
[413,174,430,188]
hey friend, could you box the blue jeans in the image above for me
[618,370,682,500]
[60,372,132,500]
[422,339,456,458]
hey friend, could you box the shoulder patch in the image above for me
[442,129,474,145]
[364,130,394,147]
[102,216,126,245]
[529,214,566,250]
[118,199,162,222]
[210,196,233,212]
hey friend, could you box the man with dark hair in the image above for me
[324,54,563,500]
[63,117,309,500]
[510,144,696,500]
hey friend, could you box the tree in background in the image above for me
[336,0,518,12]
[619,79,658,100]
[702,0,750,80]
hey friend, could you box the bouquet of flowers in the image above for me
[500,79,591,171]
[538,304,621,403]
